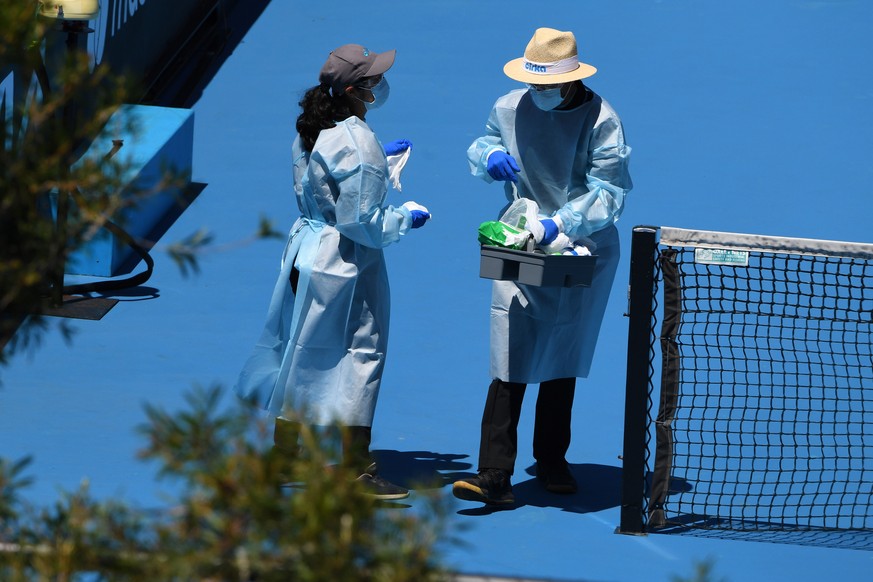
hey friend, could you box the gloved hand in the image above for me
[540,232,572,254]
[539,218,559,245]
[564,245,592,256]
[486,150,520,182]
[385,139,412,157]
[402,201,431,229]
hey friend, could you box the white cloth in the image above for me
[539,232,572,254]
[386,146,411,191]
[401,201,428,214]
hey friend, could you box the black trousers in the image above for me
[477,377,576,475]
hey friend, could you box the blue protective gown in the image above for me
[235,116,413,426]
[468,87,632,383]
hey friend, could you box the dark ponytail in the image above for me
[295,83,355,152]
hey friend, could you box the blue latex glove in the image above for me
[540,218,559,245]
[384,139,412,157]
[486,150,520,182]
[402,201,431,229]
[410,210,430,229]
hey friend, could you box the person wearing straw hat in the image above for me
[453,28,632,505]
[234,43,430,500]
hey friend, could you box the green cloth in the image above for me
[478,220,532,250]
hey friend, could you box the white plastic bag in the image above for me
[499,198,545,244]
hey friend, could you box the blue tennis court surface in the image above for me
[2,1,872,580]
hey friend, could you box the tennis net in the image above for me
[620,226,873,540]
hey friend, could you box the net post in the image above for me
[619,226,658,535]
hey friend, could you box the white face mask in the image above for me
[528,84,565,111]
[357,77,390,110]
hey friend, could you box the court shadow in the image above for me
[371,449,475,490]
[452,463,621,516]
[454,463,692,516]
[652,515,873,551]
[98,286,161,301]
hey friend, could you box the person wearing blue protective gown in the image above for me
[235,44,430,500]
[452,28,632,505]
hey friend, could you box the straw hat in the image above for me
[503,28,596,84]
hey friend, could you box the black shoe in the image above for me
[536,460,577,494]
[356,463,409,500]
[452,468,514,505]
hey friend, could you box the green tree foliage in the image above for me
[671,558,728,582]
[0,386,451,580]
[1,1,138,356]
[0,1,279,360]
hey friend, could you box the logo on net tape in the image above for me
[694,247,749,267]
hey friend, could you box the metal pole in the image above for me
[618,226,658,534]
[50,22,85,307]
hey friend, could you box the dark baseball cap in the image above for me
[319,44,396,94]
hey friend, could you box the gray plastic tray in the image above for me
[479,245,597,287]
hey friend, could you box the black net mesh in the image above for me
[652,246,873,533]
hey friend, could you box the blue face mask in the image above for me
[358,77,390,110]
[528,84,564,111]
